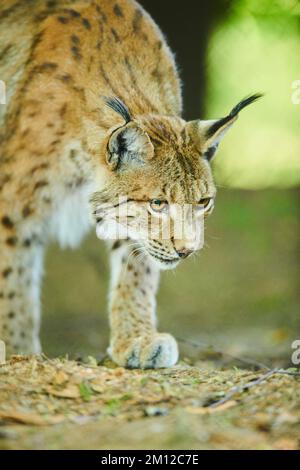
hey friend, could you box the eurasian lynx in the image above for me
[0,0,259,367]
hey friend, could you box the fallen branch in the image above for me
[209,368,278,409]
[276,369,300,377]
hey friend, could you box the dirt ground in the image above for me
[0,355,299,450]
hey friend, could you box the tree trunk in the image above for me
[139,0,230,119]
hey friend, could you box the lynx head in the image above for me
[91,94,261,269]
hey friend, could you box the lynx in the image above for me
[0,0,260,368]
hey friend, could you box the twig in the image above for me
[209,368,278,409]
[177,336,270,371]
[276,369,300,377]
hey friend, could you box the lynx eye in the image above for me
[197,197,213,211]
[149,199,168,213]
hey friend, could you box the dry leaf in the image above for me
[91,384,104,393]
[45,384,80,399]
[0,410,49,426]
[53,370,69,386]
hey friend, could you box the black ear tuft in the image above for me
[104,96,132,123]
[206,93,263,138]
[229,93,263,119]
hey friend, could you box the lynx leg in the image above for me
[0,216,44,356]
[108,241,178,369]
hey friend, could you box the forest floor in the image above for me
[0,355,299,450]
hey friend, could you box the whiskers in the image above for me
[123,241,148,271]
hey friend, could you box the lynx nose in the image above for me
[176,248,193,259]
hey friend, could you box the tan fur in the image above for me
[0,0,254,367]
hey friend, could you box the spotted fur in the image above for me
[0,0,258,367]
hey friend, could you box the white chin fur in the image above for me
[149,256,180,271]
[95,221,180,270]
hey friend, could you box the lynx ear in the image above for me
[107,122,154,171]
[186,94,262,161]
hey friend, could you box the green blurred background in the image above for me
[42,0,300,365]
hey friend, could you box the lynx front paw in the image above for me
[110,333,179,369]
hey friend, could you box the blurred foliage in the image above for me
[206,0,300,188]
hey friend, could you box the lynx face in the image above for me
[92,95,260,269]
[94,155,216,269]
[94,178,215,270]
